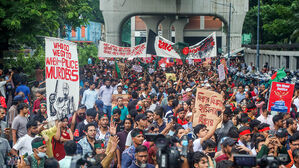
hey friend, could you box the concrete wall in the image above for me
[100,0,248,51]
[244,48,299,71]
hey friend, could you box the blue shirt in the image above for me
[81,89,98,109]
[121,145,136,168]
[99,86,113,106]
[16,84,30,101]
[235,92,246,104]
[128,162,155,168]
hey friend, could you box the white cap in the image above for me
[185,88,192,92]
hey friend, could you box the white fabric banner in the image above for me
[188,32,217,59]
[154,36,180,59]
[98,41,147,58]
[45,37,79,121]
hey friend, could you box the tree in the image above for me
[0,0,92,54]
[242,0,298,44]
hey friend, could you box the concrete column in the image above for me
[140,16,164,36]
[131,16,136,46]
[200,16,205,30]
[103,12,127,45]
[289,56,295,71]
[172,18,189,43]
[280,56,283,68]
[160,16,175,40]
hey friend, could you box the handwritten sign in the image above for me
[45,37,79,121]
[98,41,147,58]
[165,73,177,81]
[193,88,224,129]
[132,65,143,73]
[111,94,131,108]
[218,64,225,82]
[268,82,294,113]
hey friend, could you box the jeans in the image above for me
[103,105,112,121]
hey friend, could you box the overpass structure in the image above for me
[100,0,249,53]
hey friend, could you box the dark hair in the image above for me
[174,125,184,137]
[250,119,261,129]
[33,81,39,87]
[64,140,77,156]
[17,103,28,114]
[168,95,175,101]
[193,151,208,165]
[84,123,96,132]
[172,99,179,108]
[228,127,239,139]
[135,145,148,153]
[238,126,251,135]
[26,120,38,129]
[131,128,143,138]
[258,123,270,131]
[113,108,121,115]
[262,103,268,111]
[132,92,138,99]
[290,132,299,144]
[194,124,207,136]
[286,118,295,128]
[293,148,299,159]
[154,106,164,118]
[216,160,234,168]
[44,158,59,168]
[124,118,133,125]
[145,110,153,116]
[177,107,184,114]
[255,139,265,151]
[202,139,216,150]
[272,114,283,124]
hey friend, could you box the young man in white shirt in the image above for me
[10,120,39,156]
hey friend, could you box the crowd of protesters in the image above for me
[0,56,298,168]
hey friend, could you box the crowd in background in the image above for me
[0,56,299,168]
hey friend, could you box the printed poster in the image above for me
[188,32,217,59]
[268,82,295,113]
[45,37,79,121]
[193,88,224,129]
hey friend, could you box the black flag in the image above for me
[146,29,157,55]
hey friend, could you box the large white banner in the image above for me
[188,32,217,59]
[152,32,217,59]
[154,36,180,59]
[98,41,147,58]
[45,37,79,121]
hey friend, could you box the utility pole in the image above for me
[256,0,260,70]
[227,2,231,67]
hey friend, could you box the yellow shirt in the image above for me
[40,126,57,157]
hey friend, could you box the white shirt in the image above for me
[257,114,274,130]
[13,134,35,156]
[294,97,299,112]
[193,138,202,152]
[113,90,126,95]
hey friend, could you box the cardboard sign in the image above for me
[111,94,131,108]
[118,63,126,76]
[132,65,143,73]
[165,73,177,81]
[193,88,224,129]
[268,82,295,113]
[218,64,225,82]
[45,37,79,121]
[98,41,147,58]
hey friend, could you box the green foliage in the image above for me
[3,46,45,80]
[77,43,98,66]
[242,0,299,44]
[0,0,93,48]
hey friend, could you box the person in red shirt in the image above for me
[32,91,46,113]
[52,117,73,161]
[177,108,188,126]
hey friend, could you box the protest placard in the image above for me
[193,88,224,129]
[165,73,177,81]
[132,65,143,73]
[218,64,225,82]
[45,37,79,121]
[111,94,131,108]
[268,82,295,113]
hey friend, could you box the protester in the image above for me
[12,103,29,145]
